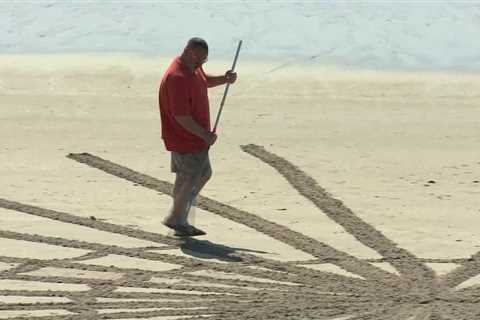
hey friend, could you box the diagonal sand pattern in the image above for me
[21,267,123,281]
[439,253,480,289]
[241,144,435,285]
[0,237,89,260]
[0,146,478,318]
[66,152,398,285]
[0,208,163,248]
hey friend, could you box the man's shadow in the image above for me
[176,237,271,262]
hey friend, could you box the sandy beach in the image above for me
[1,1,480,319]
[1,52,480,319]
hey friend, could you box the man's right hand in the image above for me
[203,131,217,146]
[175,115,217,146]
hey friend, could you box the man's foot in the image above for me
[163,221,206,237]
[183,224,206,236]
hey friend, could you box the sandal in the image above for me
[183,224,206,236]
[163,221,206,237]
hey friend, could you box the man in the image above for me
[159,37,237,237]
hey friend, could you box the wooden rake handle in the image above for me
[212,40,243,133]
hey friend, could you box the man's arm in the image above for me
[205,74,227,88]
[175,115,217,145]
[205,70,237,88]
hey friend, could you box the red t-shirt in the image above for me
[159,57,210,153]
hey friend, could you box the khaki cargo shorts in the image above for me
[171,149,212,178]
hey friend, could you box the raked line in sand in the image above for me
[0,145,479,319]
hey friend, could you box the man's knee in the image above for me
[192,168,212,192]
[176,173,196,188]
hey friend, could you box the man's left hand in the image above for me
[225,70,237,84]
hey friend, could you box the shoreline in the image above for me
[1,53,480,78]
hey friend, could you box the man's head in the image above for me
[182,37,209,70]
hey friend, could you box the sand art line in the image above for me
[66,152,400,285]
[0,145,479,319]
[240,145,480,289]
[0,203,374,293]
[288,258,473,265]
[62,147,480,318]
[0,209,379,319]
[240,144,436,283]
[2,205,380,310]
[0,227,320,293]
[66,146,480,318]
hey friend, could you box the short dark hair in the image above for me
[186,37,208,51]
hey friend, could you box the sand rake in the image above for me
[213,40,243,132]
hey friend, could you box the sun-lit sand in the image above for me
[2,54,480,318]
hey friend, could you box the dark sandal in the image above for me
[163,221,206,237]
[184,224,206,236]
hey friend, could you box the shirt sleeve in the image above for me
[167,75,191,116]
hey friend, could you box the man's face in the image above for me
[192,48,208,69]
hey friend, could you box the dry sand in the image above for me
[1,54,480,319]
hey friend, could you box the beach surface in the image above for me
[1,54,480,319]
[2,1,480,319]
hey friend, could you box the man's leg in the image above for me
[182,162,212,224]
[163,173,195,226]
[193,166,212,196]
[164,150,210,236]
